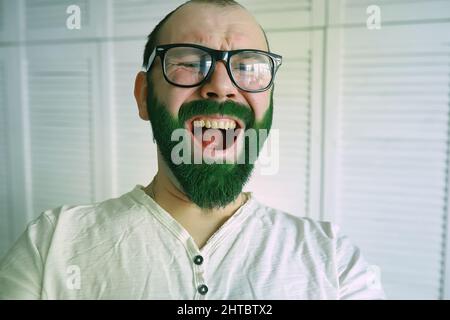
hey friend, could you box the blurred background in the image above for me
[0,0,449,299]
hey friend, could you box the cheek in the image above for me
[164,90,185,116]
[152,73,196,117]
[247,91,271,122]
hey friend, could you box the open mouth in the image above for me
[185,115,245,157]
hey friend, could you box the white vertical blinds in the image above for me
[26,45,96,216]
[24,0,107,41]
[340,0,450,24]
[25,0,90,30]
[0,0,20,43]
[240,0,314,29]
[112,0,180,24]
[0,42,27,258]
[111,0,183,38]
[0,0,4,34]
[0,59,10,256]
[334,22,450,299]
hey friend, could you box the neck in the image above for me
[143,168,248,249]
[144,170,246,219]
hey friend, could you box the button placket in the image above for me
[192,253,208,299]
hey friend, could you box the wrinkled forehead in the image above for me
[159,3,268,51]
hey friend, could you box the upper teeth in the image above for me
[193,119,237,130]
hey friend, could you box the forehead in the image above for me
[159,3,268,51]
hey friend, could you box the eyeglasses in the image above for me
[145,43,282,93]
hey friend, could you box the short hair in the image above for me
[142,0,270,69]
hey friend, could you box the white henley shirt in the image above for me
[0,185,386,300]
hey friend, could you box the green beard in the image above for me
[146,81,273,210]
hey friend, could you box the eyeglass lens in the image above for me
[163,46,273,91]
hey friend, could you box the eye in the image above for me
[175,62,201,69]
[236,64,254,71]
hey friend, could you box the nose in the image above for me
[199,61,239,101]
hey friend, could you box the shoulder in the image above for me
[17,187,147,256]
[253,198,338,238]
[249,196,337,238]
[6,187,144,262]
[39,187,140,229]
[247,198,386,299]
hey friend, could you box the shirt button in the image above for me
[193,255,204,265]
[198,284,208,295]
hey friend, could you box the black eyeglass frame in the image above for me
[145,43,283,93]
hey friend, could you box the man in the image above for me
[0,0,385,299]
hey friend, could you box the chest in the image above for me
[42,240,338,300]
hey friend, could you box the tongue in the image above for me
[195,128,226,150]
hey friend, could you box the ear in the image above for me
[134,71,149,121]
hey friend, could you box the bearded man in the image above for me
[0,0,385,300]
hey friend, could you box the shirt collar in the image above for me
[128,184,256,255]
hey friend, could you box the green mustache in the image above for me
[177,99,255,129]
